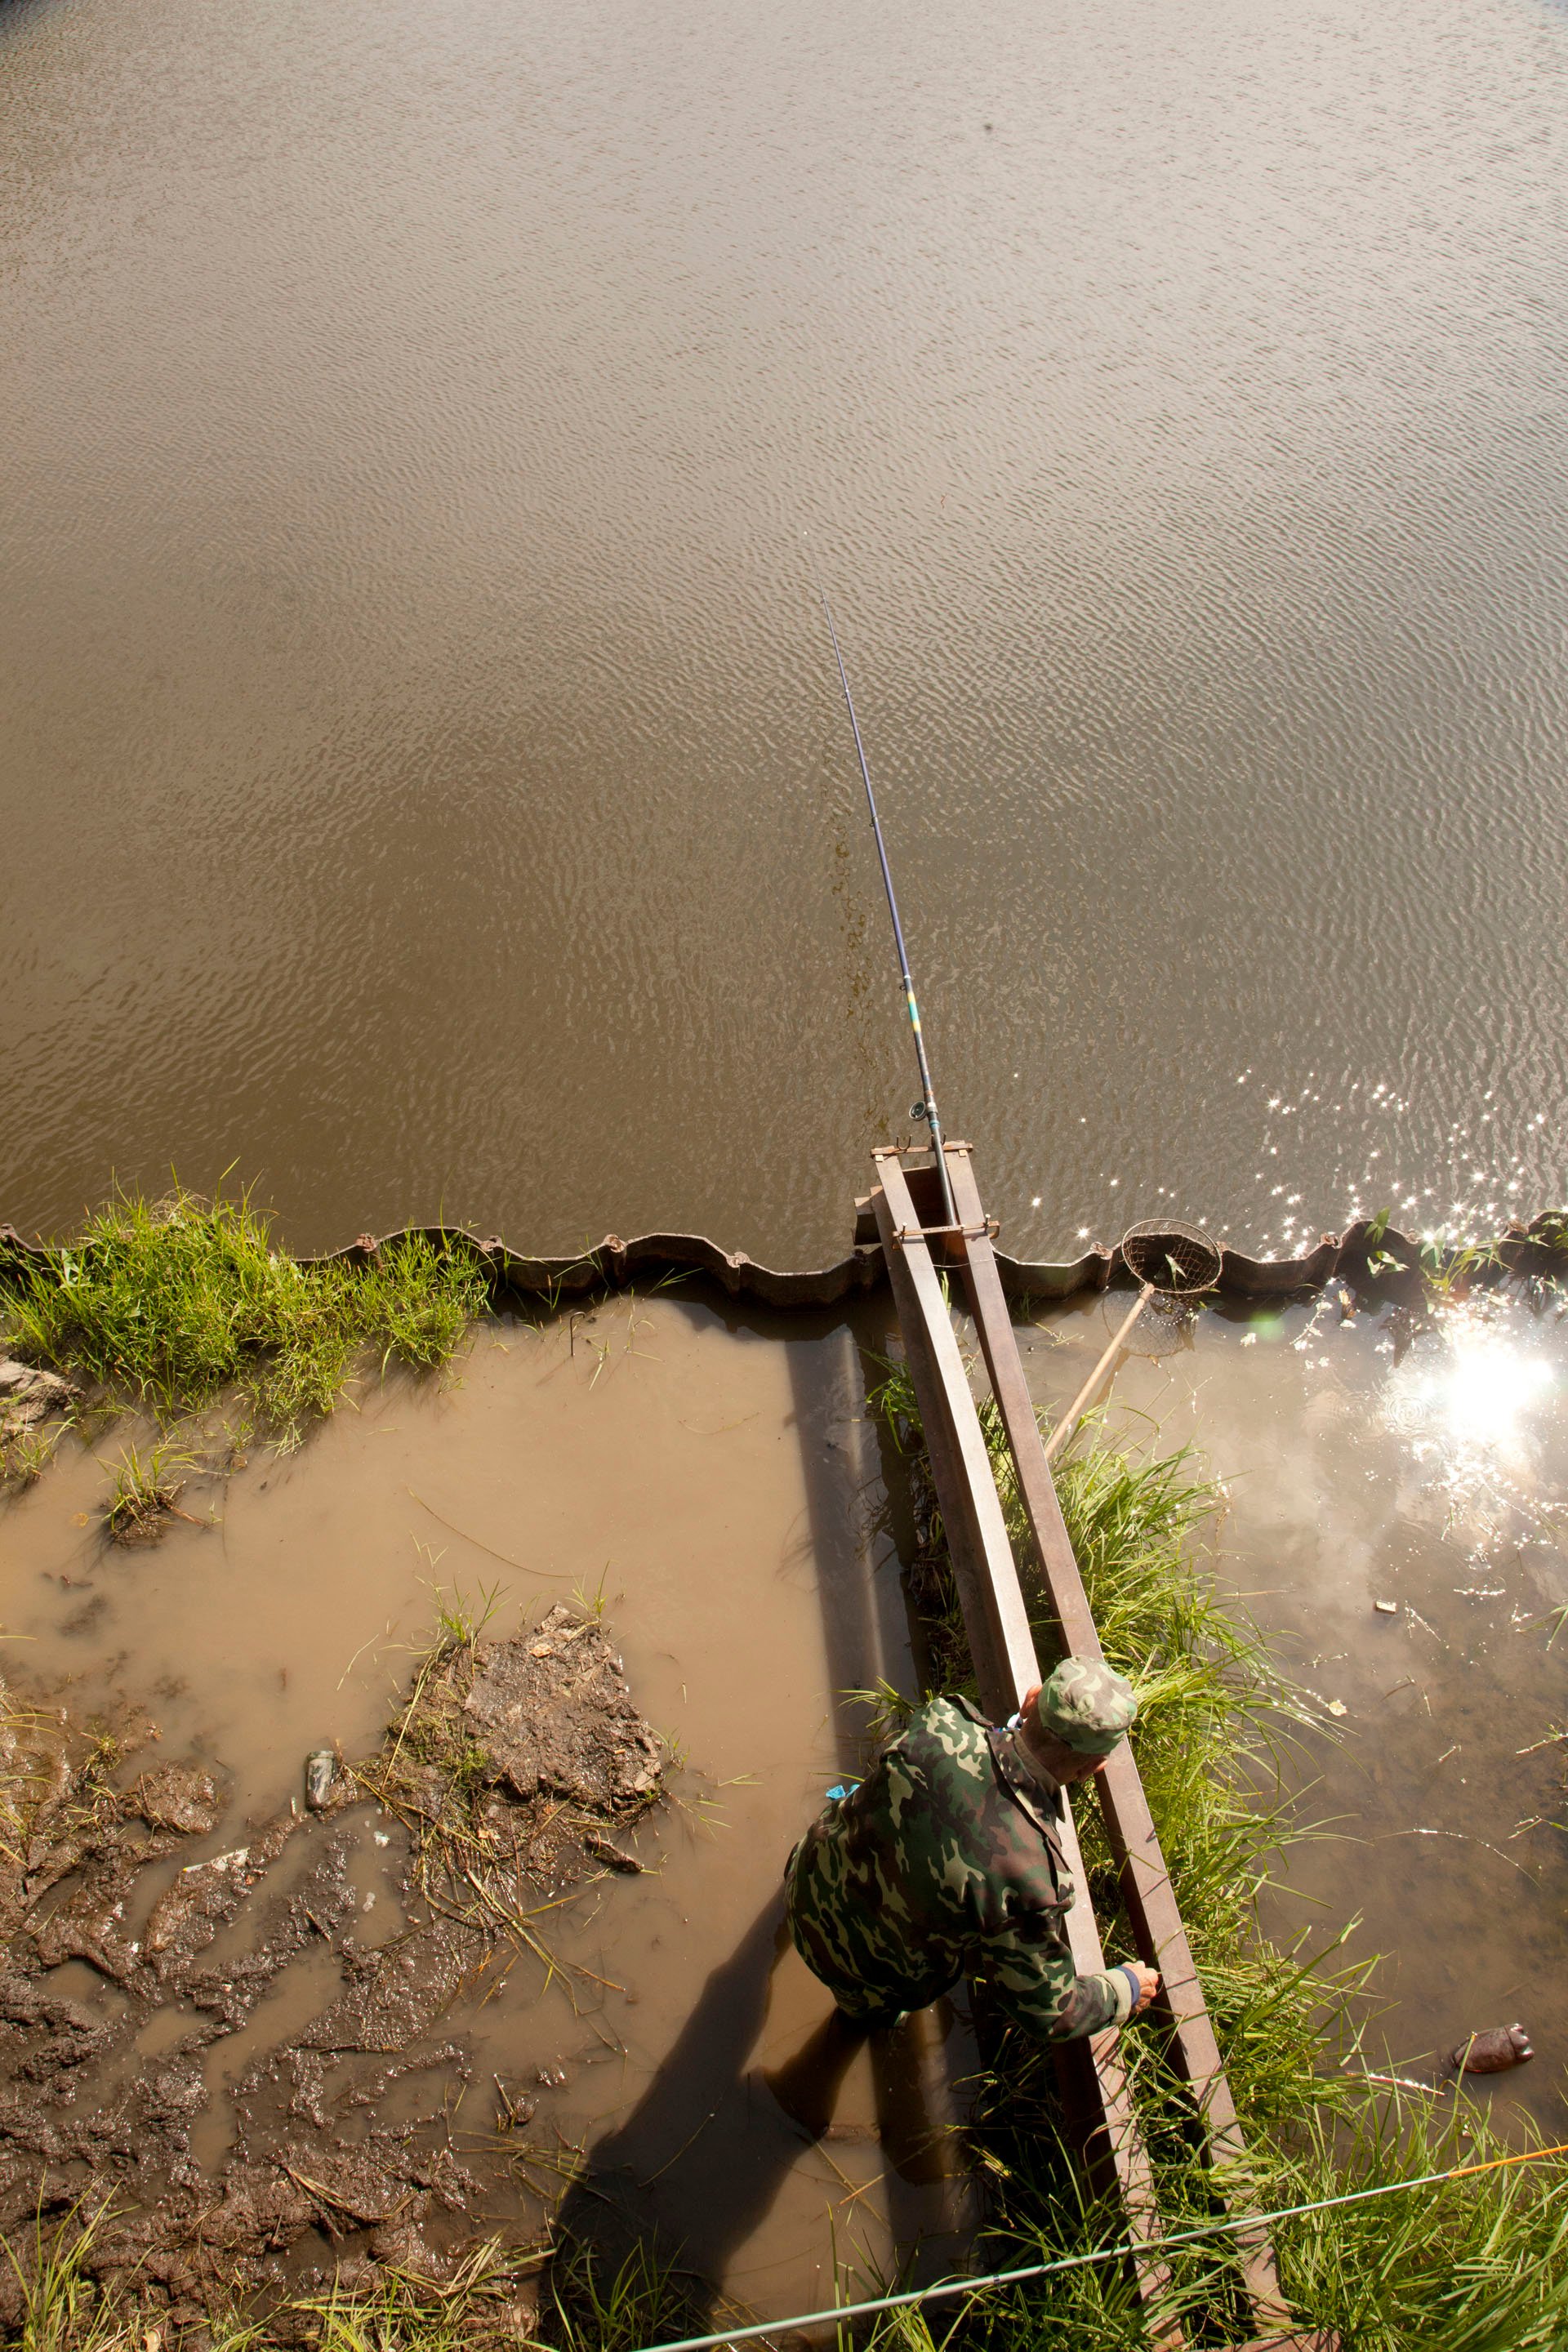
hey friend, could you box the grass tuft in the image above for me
[1,1185,489,1450]
[0,1423,59,1495]
[100,1437,201,1544]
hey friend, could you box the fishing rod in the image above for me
[815,582,958,1231]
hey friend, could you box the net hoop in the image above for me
[1119,1218,1223,1299]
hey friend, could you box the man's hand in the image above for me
[1129,1965,1160,2016]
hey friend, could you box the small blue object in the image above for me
[826,1780,862,1802]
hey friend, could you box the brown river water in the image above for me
[3,0,1568,1263]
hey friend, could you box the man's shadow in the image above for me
[549,1895,972,2333]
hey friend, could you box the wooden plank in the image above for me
[942,1143,1294,2332]
[870,1160,1181,2341]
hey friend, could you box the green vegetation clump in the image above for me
[0,1186,489,1448]
[866,1365,1568,2350]
[100,1437,199,1543]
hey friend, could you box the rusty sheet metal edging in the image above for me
[5,1205,1566,1319]
[943,1144,1292,2333]
[870,1158,1182,2344]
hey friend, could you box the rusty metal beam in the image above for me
[870,1156,1181,2342]
[871,1143,1336,2350]
[949,1143,1297,2332]
[941,1143,1292,2328]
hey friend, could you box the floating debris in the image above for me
[1343,2064,1449,2098]
[1406,1608,1449,1650]
[1453,2024,1534,2075]
[1374,1599,1398,1615]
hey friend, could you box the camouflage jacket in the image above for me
[785,1695,1133,2041]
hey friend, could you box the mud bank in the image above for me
[0,1296,971,2331]
[0,1607,666,2328]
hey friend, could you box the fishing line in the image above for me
[627,2136,1568,2352]
[808,546,957,1229]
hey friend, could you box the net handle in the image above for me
[1043,1283,1154,1463]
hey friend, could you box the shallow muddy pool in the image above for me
[0,1294,972,2328]
[1017,1280,1568,2136]
[4,1267,1568,2323]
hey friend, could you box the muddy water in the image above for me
[4,0,1568,1263]
[0,1297,971,2321]
[1018,1284,1568,2134]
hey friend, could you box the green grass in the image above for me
[862,1362,1568,2351]
[0,1185,489,1449]
[0,1424,57,1495]
[100,1436,200,1543]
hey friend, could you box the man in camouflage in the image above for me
[785,1657,1159,2039]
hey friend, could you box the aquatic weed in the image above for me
[542,2236,707,2352]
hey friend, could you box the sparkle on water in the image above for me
[1386,1297,1563,1491]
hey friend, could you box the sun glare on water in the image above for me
[1390,1304,1557,1465]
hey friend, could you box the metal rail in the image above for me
[870,1155,1179,2342]
[870,1143,1334,2352]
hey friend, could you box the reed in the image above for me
[0,1185,488,1449]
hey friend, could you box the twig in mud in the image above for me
[336,1620,394,1690]
[637,2108,719,2187]
[457,1861,625,1998]
[478,1949,520,2008]
[407,1488,570,1577]
[280,2161,415,2234]
[1515,1729,1568,1757]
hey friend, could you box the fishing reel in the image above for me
[910,1101,931,1124]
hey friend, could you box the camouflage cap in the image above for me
[1037,1658,1137,1756]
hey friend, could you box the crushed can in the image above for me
[304,1749,336,1812]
